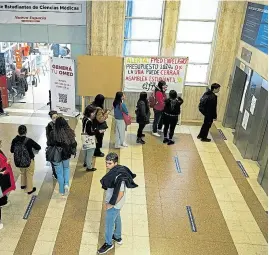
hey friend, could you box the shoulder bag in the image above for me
[81,119,96,150]
[120,104,132,126]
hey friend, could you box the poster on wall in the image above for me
[0,1,86,25]
[123,56,188,93]
[241,2,268,54]
[242,110,250,130]
[249,95,257,115]
[50,57,75,117]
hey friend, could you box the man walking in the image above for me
[198,83,221,142]
[98,152,138,254]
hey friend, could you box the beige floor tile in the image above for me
[133,247,151,255]
[226,220,244,232]
[87,201,103,211]
[37,229,58,242]
[33,240,55,255]
[121,203,132,214]
[230,230,251,244]
[218,201,235,211]
[241,221,263,233]
[252,244,268,255]
[89,190,104,201]
[85,210,102,222]
[210,177,225,186]
[132,213,148,224]
[81,232,99,245]
[132,195,147,205]
[237,211,256,222]
[246,232,267,245]
[232,202,251,212]
[122,222,133,236]
[133,223,149,237]
[215,191,232,202]
[114,247,135,255]
[133,236,150,248]
[41,217,62,231]
[0,237,19,252]
[222,210,239,220]
[235,243,256,255]
[83,221,101,233]
[203,163,216,170]
[79,244,98,255]
[132,204,148,215]
[206,170,221,177]
[45,207,64,218]
[229,192,245,202]
[132,187,146,196]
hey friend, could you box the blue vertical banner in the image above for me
[241,2,268,54]
[124,0,133,56]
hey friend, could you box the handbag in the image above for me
[46,146,63,163]
[81,119,96,150]
[120,104,132,126]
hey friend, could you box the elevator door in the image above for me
[223,66,247,128]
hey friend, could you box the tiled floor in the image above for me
[0,113,267,255]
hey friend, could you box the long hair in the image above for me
[93,94,105,109]
[138,92,149,113]
[113,92,123,108]
[155,80,166,93]
[169,90,178,110]
[84,105,96,118]
[53,117,75,145]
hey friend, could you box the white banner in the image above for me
[123,56,188,93]
[0,1,86,25]
[50,57,76,117]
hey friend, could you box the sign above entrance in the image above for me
[0,1,86,25]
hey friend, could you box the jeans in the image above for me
[163,116,178,140]
[137,123,146,138]
[115,119,126,147]
[198,116,213,139]
[84,148,95,169]
[105,207,122,245]
[53,159,70,194]
[152,109,162,133]
[95,132,104,155]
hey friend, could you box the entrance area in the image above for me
[0,42,71,114]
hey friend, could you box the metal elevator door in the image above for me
[223,66,247,128]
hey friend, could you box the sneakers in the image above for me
[122,143,128,147]
[86,168,97,172]
[201,138,211,142]
[163,138,169,144]
[197,135,201,139]
[157,129,163,133]
[64,185,69,194]
[83,163,87,167]
[21,186,26,190]
[141,134,145,137]
[167,140,175,145]
[98,243,114,254]
[136,138,145,144]
[27,187,36,195]
[152,132,160,137]
[112,235,123,245]
[94,152,105,157]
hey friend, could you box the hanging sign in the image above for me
[50,57,76,117]
[123,56,188,93]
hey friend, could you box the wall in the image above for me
[87,0,250,122]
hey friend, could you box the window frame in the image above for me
[123,0,165,57]
[176,4,220,86]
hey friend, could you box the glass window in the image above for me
[175,43,212,63]
[185,64,209,84]
[124,20,162,40]
[124,41,159,56]
[179,0,219,20]
[177,21,215,42]
[126,0,163,18]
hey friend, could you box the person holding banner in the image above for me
[152,81,167,137]
[113,92,129,149]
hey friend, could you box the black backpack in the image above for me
[14,138,31,168]
[198,94,209,116]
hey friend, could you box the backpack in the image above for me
[198,94,209,116]
[149,92,156,108]
[14,138,31,168]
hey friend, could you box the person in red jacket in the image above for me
[152,80,167,137]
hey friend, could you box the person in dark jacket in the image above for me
[91,94,110,157]
[163,90,184,145]
[11,125,41,194]
[47,117,77,196]
[82,105,105,172]
[198,83,220,142]
[46,110,58,179]
[135,92,150,144]
[98,152,138,254]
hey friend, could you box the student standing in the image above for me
[152,81,167,137]
[135,92,150,144]
[91,94,110,157]
[163,90,184,145]
[11,125,41,194]
[113,92,128,149]
[98,153,138,254]
[46,110,58,179]
[47,117,77,196]
[198,83,220,142]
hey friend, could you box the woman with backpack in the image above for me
[163,90,184,145]
[46,110,58,179]
[47,117,77,196]
[135,92,150,144]
[113,92,129,149]
[91,94,110,157]
[11,125,41,194]
[152,80,167,137]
